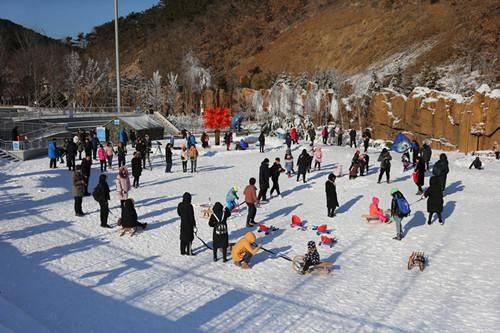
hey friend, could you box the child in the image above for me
[402,151,410,172]
[93,174,112,228]
[469,156,482,170]
[188,145,198,172]
[349,163,359,179]
[105,142,115,169]
[313,147,322,171]
[369,196,388,223]
[390,188,408,240]
[226,185,239,212]
[131,152,142,188]
[116,166,131,211]
[299,241,321,274]
[231,232,261,269]
[243,178,259,227]
[180,144,188,172]
[208,202,231,262]
[284,150,294,177]
[97,144,107,172]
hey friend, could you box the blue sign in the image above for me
[12,141,20,151]
[96,127,106,142]
[113,119,120,125]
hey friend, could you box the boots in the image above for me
[393,233,403,241]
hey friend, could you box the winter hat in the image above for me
[355,150,360,154]
[275,157,280,162]
[182,192,192,203]
[328,173,336,181]
[390,188,399,195]
[372,197,379,205]
[233,185,239,192]
[263,158,269,164]
[99,174,107,183]
[307,241,316,250]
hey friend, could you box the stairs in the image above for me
[0,149,20,163]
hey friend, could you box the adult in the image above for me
[258,158,271,201]
[410,140,420,167]
[269,157,285,197]
[116,166,131,210]
[285,133,292,150]
[421,142,432,171]
[81,155,92,196]
[93,174,112,228]
[231,232,261,269]
[48,139,58,169]
[208,202,231,262]
[117,143,126,168]
[494,141,499,160]
[165,143,173,173]
[144,134,152,170]
[177,192,197,256]
[290,127,298,144]
[135,138,147,169]
[72,165,86,217]
[131,152,142,188]
[129,129,137,148]
[84,138,92,158]
[201,132,209,148]
[363,128,371,153]
[119,128,128,149]
[328,127,336,145]
[349,128,357,148]
[424,176,444,225]
[11,126,19,141]
[180,144,188,172]
[432,153,449,192]
[308,127,316,146]
[66,138,78,171]
[91,134,100,160]
[377,148,392,184]
[325,173,339,218]
[296,149,310,183]
[188,145,198,172]
[415,156,426,194]
[321,126,328,144]
[243,177,259,227]
[469,157,482,170]
[121,198,147,230]
[337,128,343,146]
[258,132,265,153]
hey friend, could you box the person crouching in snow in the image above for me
[231,232,261,269]
[208,202,231,262]
[469,156,483,170]
[177,192,197,255]
[299,241,321,274]
[226,185,239,213]
[325,173,339,217]
[369,196,388,223]
[121,198,147,230]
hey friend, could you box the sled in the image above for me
[292,255,332,275]
[120,227,136,237]
[312,224,330,235]
[201,207,213,219]
[407,251,426,271]
[318,235,336,248]
[361,210,390,224]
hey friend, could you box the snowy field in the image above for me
[0,137,499,333]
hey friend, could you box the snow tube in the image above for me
[391,133,411,153]
[239,139,248,150]
[291,215,302,225]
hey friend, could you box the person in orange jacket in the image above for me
[231,232,261,269]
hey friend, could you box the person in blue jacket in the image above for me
[48,139,57,168]
[226,185,239,212]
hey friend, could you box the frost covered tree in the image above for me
[294,72,309,89]
[366,71,381,96]
[79,58,109,109]
[415,64,443,90]
[251,90,263,122]
[165,72,178,115]
[271,72,293,87]
[181,51,211,114]
[390,63,404,93]
[143,70,165,113]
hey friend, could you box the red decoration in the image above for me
[204,107,231,129]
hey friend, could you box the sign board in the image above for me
[12,141,20,151]
[113,119,120,125]
[96,127,106,142]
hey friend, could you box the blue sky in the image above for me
[0,0,160,39]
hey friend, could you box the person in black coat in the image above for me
[208,202,231,262]
[121,198,147,229]
[93,174,112,228]
[415,156,426,194]
[469,157,482,170]
[135,138,147,169]
[258,132,265,153]
[269,157,285,197]
[165,143,173,173]
[432,153,449,192]
[349,129,357,148]
[66,140,78,171]
[177,192,197,255]
[81,155,92,196]
[421,143,432,171]
[258,158,271,201]
[325,173,339,217]
[411,140,420,167]
[424,176,444,225]
[84,138,92,158]
[131,152,142,188]
[11,126,19,141]
[296,149,310,183]
[363,128,371,153]
[377,148,392,184]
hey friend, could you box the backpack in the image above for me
[396,195,411,218]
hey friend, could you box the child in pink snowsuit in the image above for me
[369,196,388,222]
[313,147,322,170]
[97,144,107,172]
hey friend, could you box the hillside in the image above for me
[84,0,499,88]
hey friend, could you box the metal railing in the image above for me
[0,137,49,151]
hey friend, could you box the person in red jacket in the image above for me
[243,177,259,227]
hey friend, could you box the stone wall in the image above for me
[368,87,500,152]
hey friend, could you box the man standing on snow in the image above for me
[258,158,271,201]
[269,157,285,197]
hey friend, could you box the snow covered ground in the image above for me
[0,137,499,333]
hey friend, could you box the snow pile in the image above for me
[0,138,499,332]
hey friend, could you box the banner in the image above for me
[96,127,106,142]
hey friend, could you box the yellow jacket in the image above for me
[231,232,260,262]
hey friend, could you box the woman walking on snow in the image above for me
[377,148,392,184]
[209,202,231,262]
[424,175,444,225]
[93,174,112,228]
[325,173,339,217]
[98,144,107,172]
[177,192,197,256]
[131,152,142,188]
[116,166,131,211]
